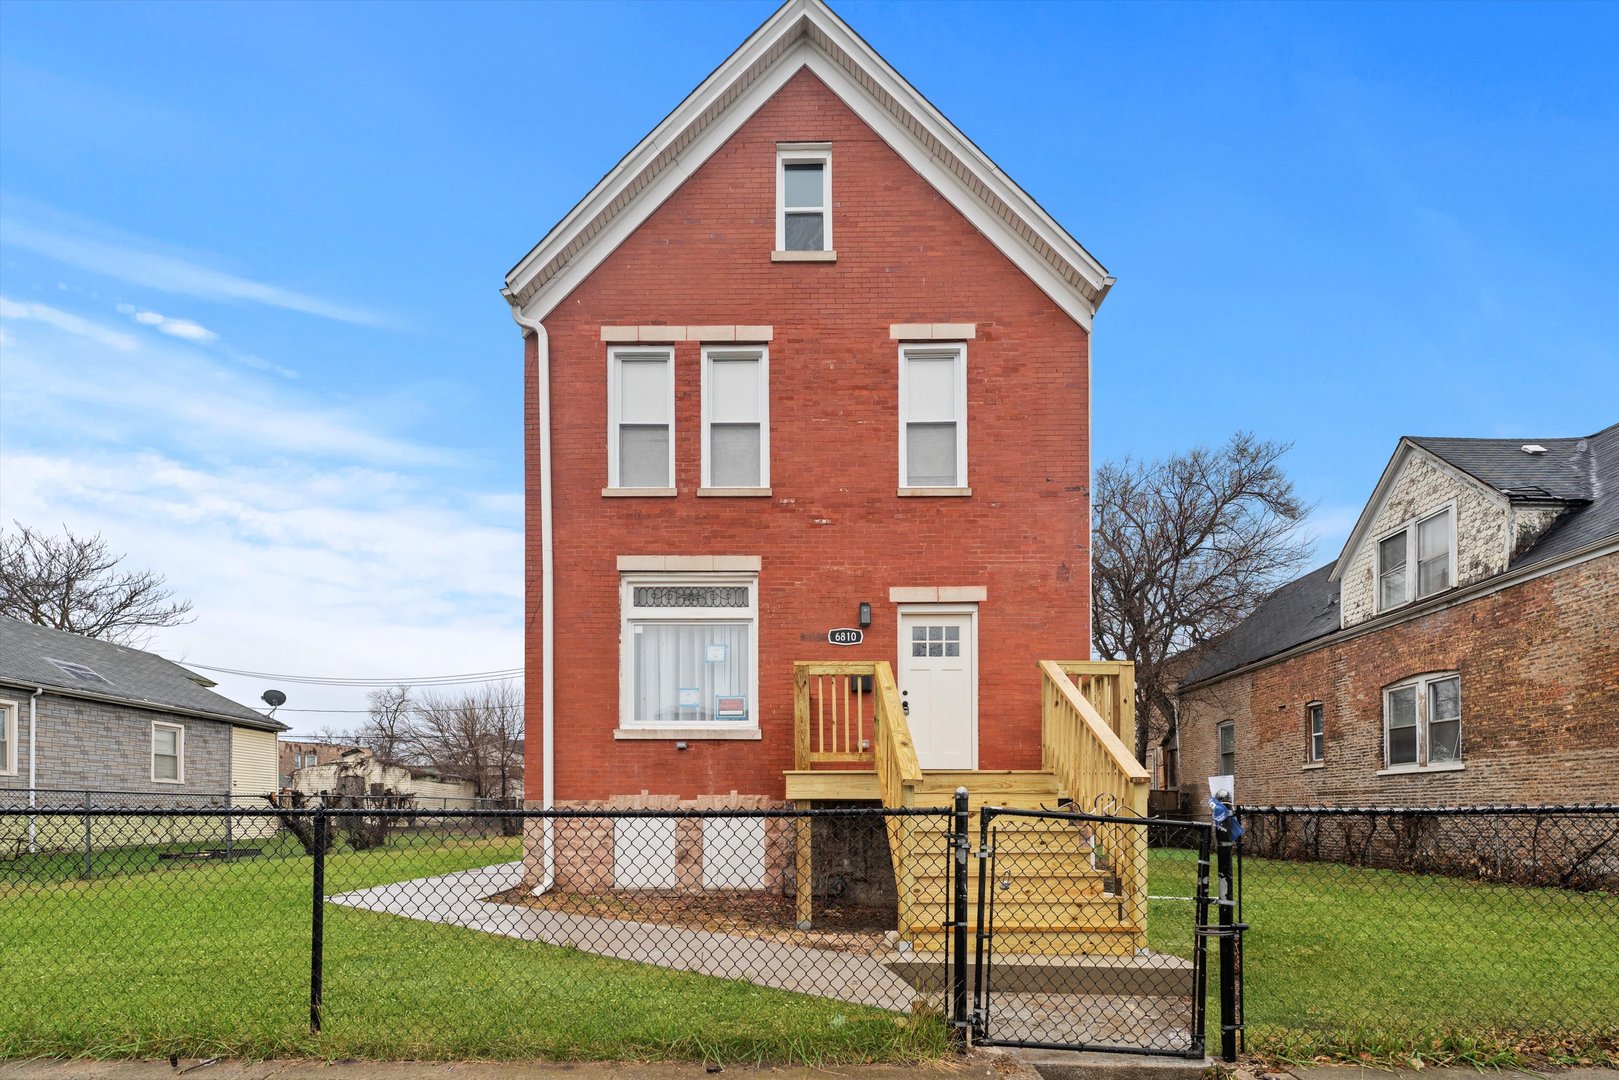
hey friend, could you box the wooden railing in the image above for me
[1055,660,1135,745]
[1040,659,1149,935]
[870,661,922,808]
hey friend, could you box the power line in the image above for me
[176,662,523,687]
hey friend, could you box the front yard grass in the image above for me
[0,833,950,1063]
[1147,847,1619,1064]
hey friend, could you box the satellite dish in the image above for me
[261,689,288,708]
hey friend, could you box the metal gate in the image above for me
[967,805,1218,1058]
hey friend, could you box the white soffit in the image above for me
[503,0,1113,328]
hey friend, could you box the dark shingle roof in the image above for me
[1182,422,1619,688]
[1181,564,1340,687]
[0,616,285,731]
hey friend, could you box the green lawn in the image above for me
[1147,847,1619,1062]
[0,833,949,1063]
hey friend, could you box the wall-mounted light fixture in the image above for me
[858,602,872,628]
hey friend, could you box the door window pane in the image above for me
[906,423,958,486]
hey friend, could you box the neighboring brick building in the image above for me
[0,615,288,847]
[278,739,360,788]
[1175,424,1619,813]
[502,0,1113,818]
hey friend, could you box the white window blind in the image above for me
[703,348,768,488]
[152,722,183,783]
[900,345,966,488]
[609,348,674,488]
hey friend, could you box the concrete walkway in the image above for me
[328,864,921,1010]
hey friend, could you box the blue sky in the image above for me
[2,0,1615,731]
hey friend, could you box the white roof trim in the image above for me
[503,0,1113,328]
[1328,440,1511,582]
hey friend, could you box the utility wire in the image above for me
[176,662,522,687]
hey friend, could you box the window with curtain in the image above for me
[152,722,184,783]
[1377,507,1452,611]
[621,576,757,727]
[703,347,768,488]
[777,147,830,252]
[1383,673,1462,770]
[609,347,674,489]
[900,344,966,488]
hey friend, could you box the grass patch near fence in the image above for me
[0,833,950,1064]
[1147,847,1619,1065]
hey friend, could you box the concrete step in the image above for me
[886,950,1195,996]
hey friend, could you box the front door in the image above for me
[898,609,976,769]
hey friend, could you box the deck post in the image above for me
[794,802,813,929]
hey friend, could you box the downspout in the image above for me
[506,297,556,893]
[27,686,43,853]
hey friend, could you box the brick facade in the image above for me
[1178,551,1619,813]
[524,70,1093,805]
[0,688,232,798]
[278,739,360,785]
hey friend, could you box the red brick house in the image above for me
[1174,424,1619,812]
[503,0,1120,812]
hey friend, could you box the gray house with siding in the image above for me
[0,616,287,808]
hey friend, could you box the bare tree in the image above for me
[0,523,194,646]
[358,685,417,766]
[410,682,523,798]
[1091,433,1313,763]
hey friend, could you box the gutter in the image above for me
[1181,536,1619,694]
[505,293,556,894]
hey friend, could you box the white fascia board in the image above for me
[513,43,1098,329]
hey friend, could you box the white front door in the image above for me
[898,609,976,770]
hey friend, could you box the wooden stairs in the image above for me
[789,660,1150,959]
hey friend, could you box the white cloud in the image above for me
[0,295,137,350]
[3,218,388,328]
[129,307,219,342]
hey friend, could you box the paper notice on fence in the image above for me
[1208,774,1236,802]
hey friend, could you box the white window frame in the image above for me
[607,346,676,491]
[1381,673,1463,774]
[618,572,759,733]
[898,342,968,491]
[151,720,185,785]
[1375,503,1456,613]
[776,144,832,252]
[1305,702,1325,765]
[0,698,18,776]
[1217,721,1235,777]
[700,345,770,491]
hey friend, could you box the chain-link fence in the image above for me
[1233,804,1619,1059]
[0,802,958,1062]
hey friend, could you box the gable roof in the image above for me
[502,0,1113,328]
[1181,564,1340,687]
[0,616,286,732]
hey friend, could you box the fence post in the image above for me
[952,788,970,1050]
[1215,802,1244,1063]
[225,793,234,861]
[310,805,327,1035]
[82,790,93,880]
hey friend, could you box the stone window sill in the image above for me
[697,487,773,498]
[898,487,972,497]
[614,727,762,741]
[1376,762,1465,777]
[1301,762,1324,771]
[771,250,837,262]
[602,487,677,498]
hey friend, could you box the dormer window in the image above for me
[776,144,831,255]
[1376,506,1452,612]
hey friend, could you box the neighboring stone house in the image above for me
[1175,424,1619,813]
[505,0,1113,821]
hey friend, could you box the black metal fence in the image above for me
[1231,804,1619,1059]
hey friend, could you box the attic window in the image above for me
[46,658,113,687]
[776,144,832,256]
[1521,444,1548,455]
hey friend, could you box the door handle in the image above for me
[900,690,909,717]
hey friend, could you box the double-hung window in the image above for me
[1384,673,1462,770]
[899,343,967,490]
[0,699,17,776]
[620,574,758,730]
[777,145,831,253]
[1217,721,1235,777]
[1377,506,1453,611]
[152,721,185,784]
[1306,702,1325,763]
[608,347,675,490]
[702,347,769,489]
